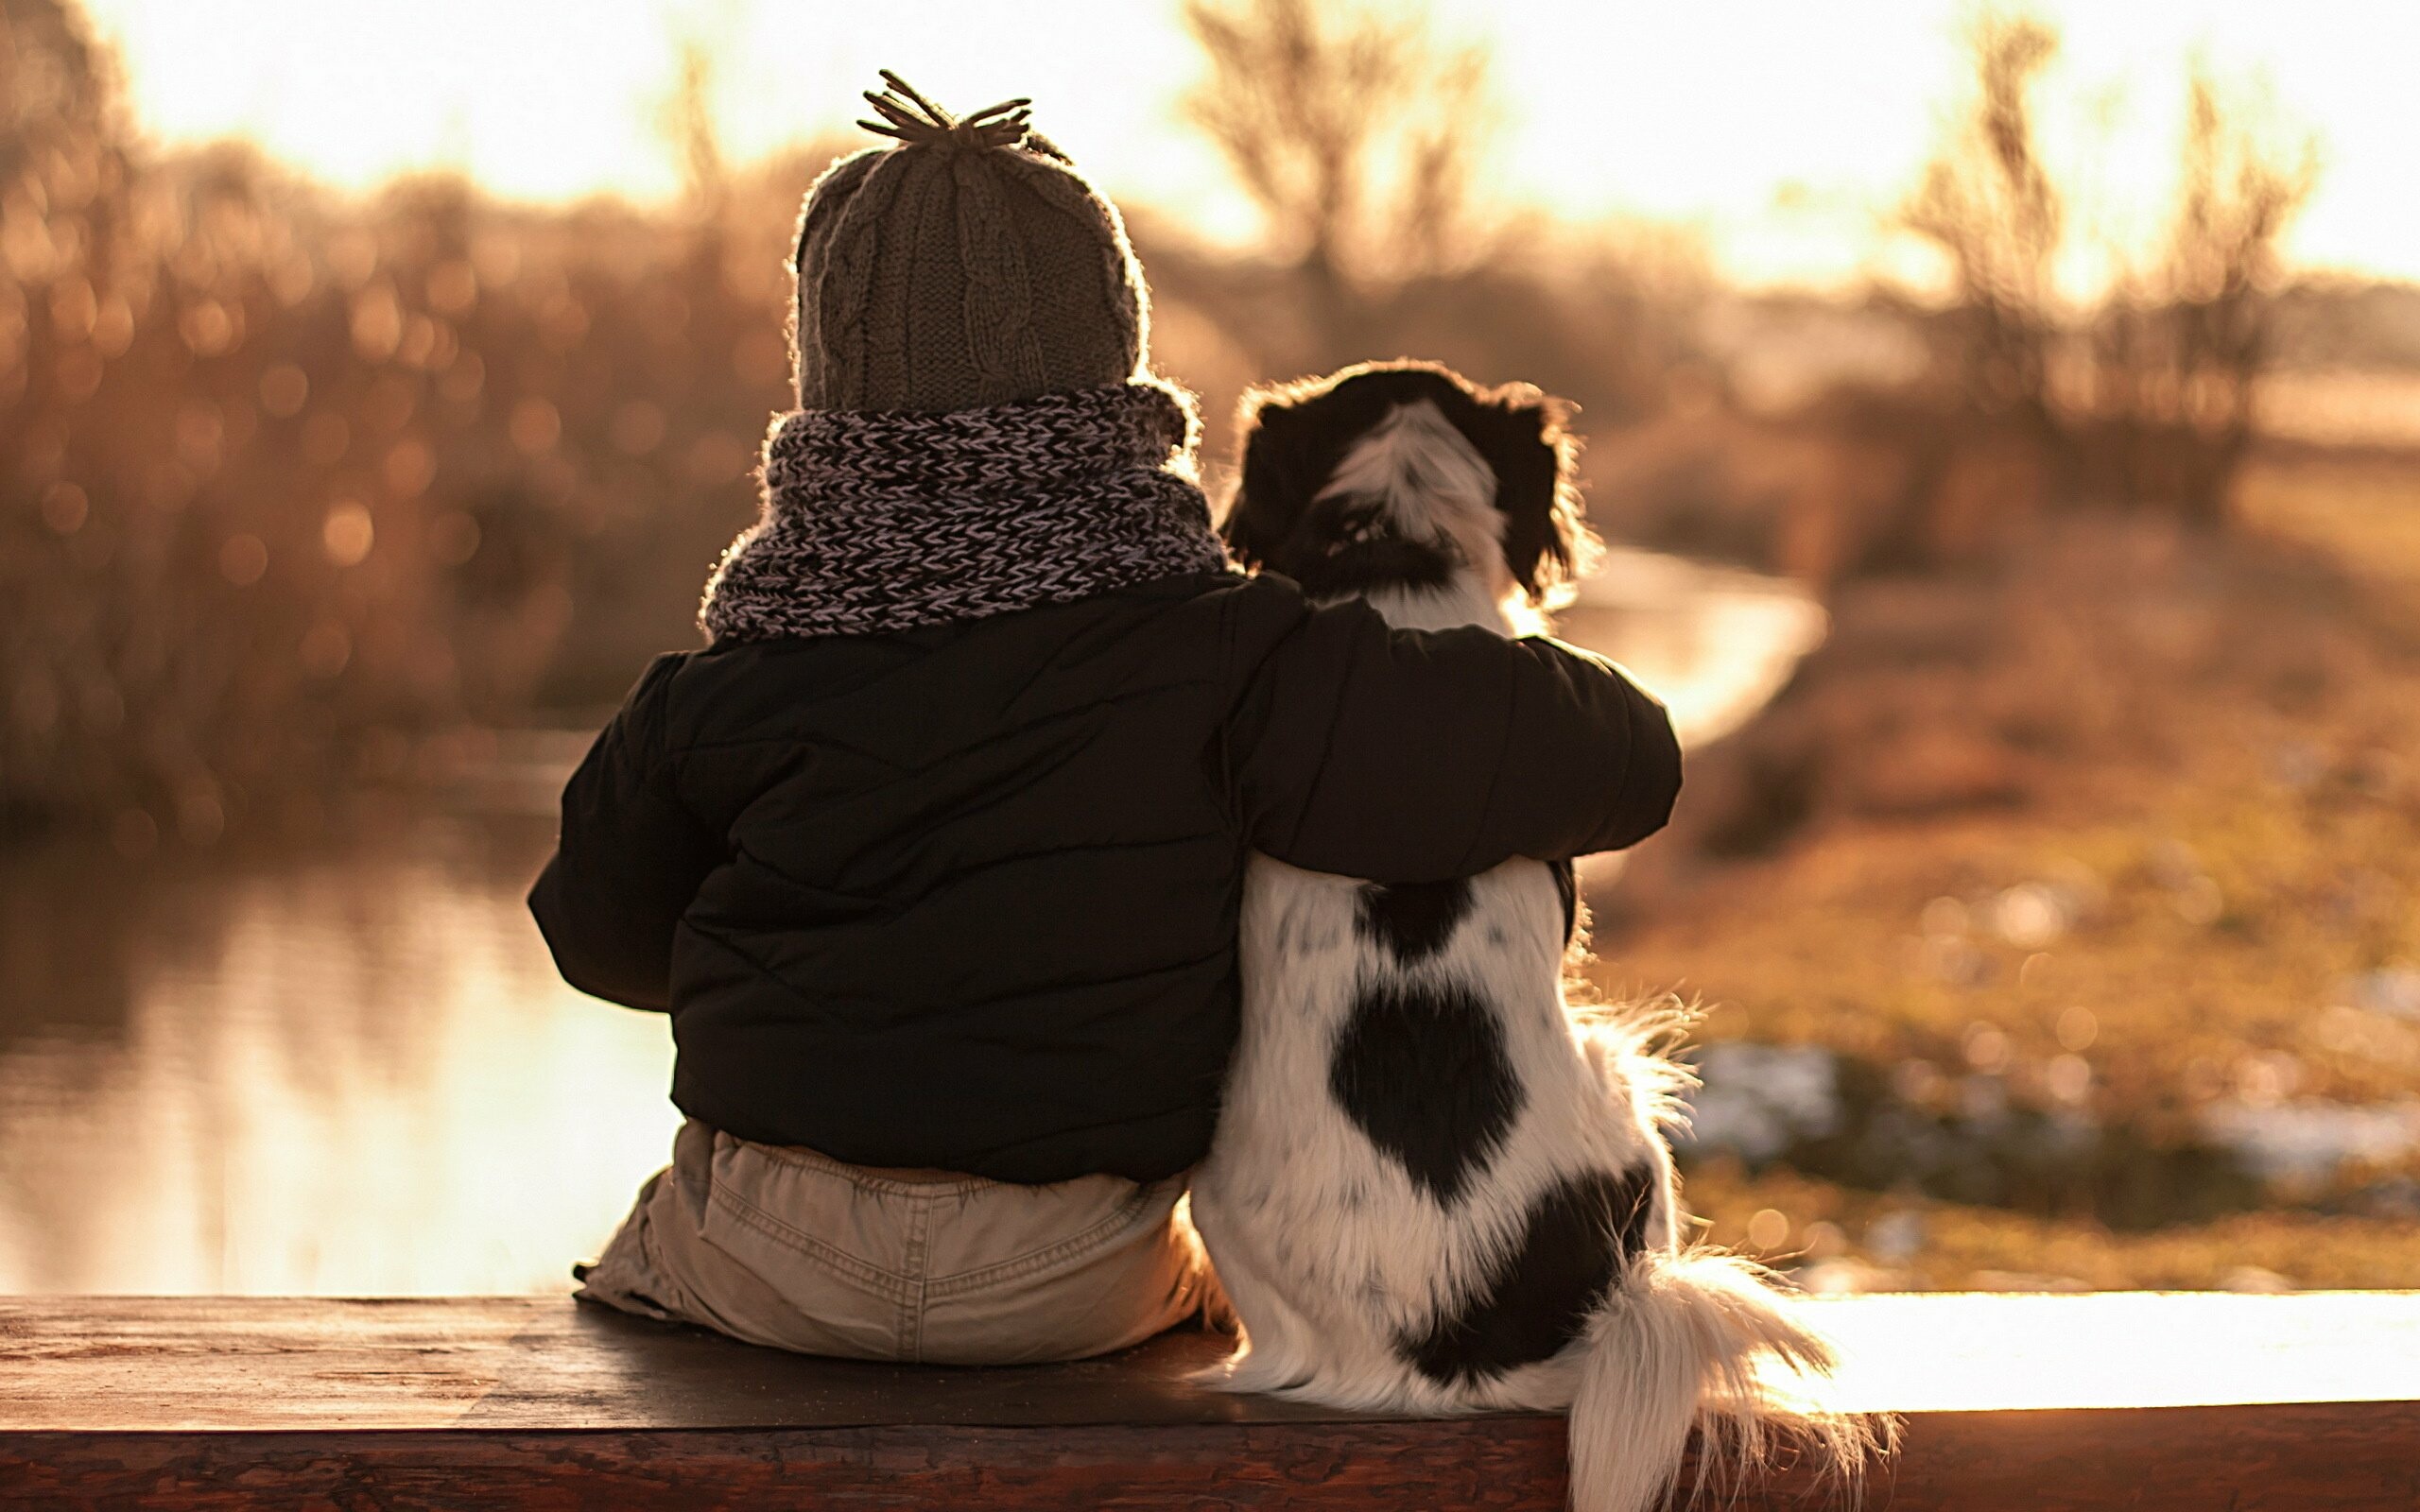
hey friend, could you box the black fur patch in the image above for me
[1288,534,1458,601]
[1329,978,1523,1206]
[1395,1164,1659,1385]
[1549,859,1578,947]
[1356,879,1473,964]
[1223,361,1583,602]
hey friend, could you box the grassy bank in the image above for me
[1591,448,2420,1288]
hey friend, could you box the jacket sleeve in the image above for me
[1220,588,1682,884]
[527,654,721,1011]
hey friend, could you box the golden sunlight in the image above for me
[78,0,2420,289]
[1811,1292,2420,1411]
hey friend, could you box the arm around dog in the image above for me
[1221,583,1681,885]
[527,654,720,1011]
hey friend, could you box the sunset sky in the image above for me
[75,0,2420,292]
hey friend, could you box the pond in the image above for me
[0,812,675,1294]
[0,557,1822,1294]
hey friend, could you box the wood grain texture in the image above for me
[4,1295,2419,1509]
[3,1423,1565,1512]
[3,1406,2417,1511]
[10,1292,2420,1430]
[0,1300,1338,1431]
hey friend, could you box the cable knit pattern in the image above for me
[1017,156,1152,369]
[786,76,1145,414]
[700,380,1231,643]
[952,151,1046,397]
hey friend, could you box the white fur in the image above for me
[1193,399,1883,1511]
[1312,399,1548,637]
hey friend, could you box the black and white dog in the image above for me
[1192,363,1878,1512]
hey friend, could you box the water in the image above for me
[0,558,1818,1295]
[1559,546,1826,749]
[0,816,681,1294]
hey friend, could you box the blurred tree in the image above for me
[1880,12,2315,550]
[1180,0,1495,363]
[1,0,199,832]
[655,29,732,278]
[0,0,467,838]
[2090,67,2316,525]
[1896,12,2064,442]
[663,40,730,220]
[0,0,802,838]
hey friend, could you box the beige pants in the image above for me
[577,1120,1221,1364]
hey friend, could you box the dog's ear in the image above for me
[1224,385,1323,572]
[1463,383,1593,602]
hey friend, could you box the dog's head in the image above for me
[1221,361,1593,608]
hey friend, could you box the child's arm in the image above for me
[527,655,720,1010]
[1222,591,1681,885]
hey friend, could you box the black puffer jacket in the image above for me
[530,571,1680,1183]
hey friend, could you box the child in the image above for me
[530,77,1681,1365]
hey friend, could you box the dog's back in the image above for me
[1202,854,1677,1410]
[1192,363,1883,1510]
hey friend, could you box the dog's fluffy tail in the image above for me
[1567,1247,1891,1512]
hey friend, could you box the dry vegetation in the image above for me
[1590,14,2321,585]
[1557,15,2420,1289]
[1162,0,1707,450]
[1687,1159,2420,1293]
[0,0,832,840]
[1596,444,2420,1289]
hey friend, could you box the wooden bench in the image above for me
[4,1293,2417,1509]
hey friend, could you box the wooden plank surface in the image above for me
[0,1301,1322,1432]
[6,1292,2418,1431]
[4,1406,2417,1510]
[3,1294,2418,1509]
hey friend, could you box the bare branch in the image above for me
[1180,0,1497,290]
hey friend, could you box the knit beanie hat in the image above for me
[789,74,1150,414]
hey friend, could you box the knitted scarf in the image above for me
[700,379,1231,643]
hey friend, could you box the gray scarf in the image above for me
[700,379,1231,643]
